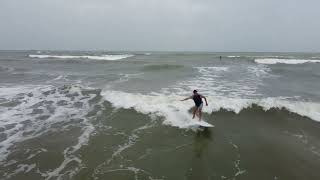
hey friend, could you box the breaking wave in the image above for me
[255,58,320,65]
[101,90,320,128]
[28,54,134,61]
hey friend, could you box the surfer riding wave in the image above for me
[181,90,208,121]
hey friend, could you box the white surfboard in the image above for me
[187,120,214,128]
[195,120,214,127]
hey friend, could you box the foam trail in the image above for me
[255,58,320,64]
[101,90,320,128]
[29,54,134,61]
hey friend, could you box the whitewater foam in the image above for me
[0,84,98,179]
[171,65,273,97]
[255,58,320,64]
[29,54,134,61]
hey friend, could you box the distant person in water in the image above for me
[181,90,208,121]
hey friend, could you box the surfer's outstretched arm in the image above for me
[181,96,192,101]
[201,95,208,106]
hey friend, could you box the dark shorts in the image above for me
[195,103,203,110]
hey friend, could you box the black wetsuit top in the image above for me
[193,94,203,107]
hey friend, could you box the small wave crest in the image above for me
[0,66,15,72]
[101,90,320,128]
[227,56,241,58]
[194,66,229,72]
[255,58,320,65]
[142,64,184,71]
[28,54,134,61]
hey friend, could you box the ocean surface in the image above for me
[0,51,320,180]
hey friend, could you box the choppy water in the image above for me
[0,51,320,180]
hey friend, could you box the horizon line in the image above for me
[0,49,319,54]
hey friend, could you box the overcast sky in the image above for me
[0,0,319,51]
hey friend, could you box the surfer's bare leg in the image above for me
[198,110,202,121]
[192,107,197,119]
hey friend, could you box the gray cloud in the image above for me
[0,0,319,51]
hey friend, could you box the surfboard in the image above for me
[195,120,214,127]
[187,120,214,128]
